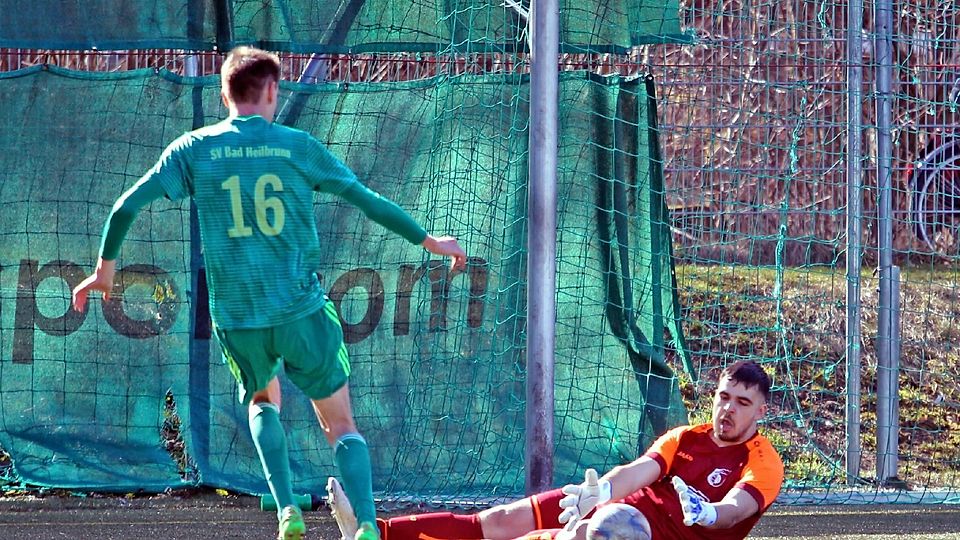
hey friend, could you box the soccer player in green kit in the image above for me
[71,46,468,540]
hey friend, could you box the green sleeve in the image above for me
[98,175,168,260]
[338,182,428,245]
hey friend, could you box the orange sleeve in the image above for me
[736,433,785,509]
[644,425,691,477]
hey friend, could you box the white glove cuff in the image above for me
[598,479,613,504]
[699,501,718,526]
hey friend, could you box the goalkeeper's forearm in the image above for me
[700,499,753,529]
[602,456,662,502]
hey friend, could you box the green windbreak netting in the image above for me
[0,2,217,51]
[0,0,689,53]
[0,66,194,490]
[0,66,688,499]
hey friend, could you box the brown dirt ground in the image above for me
[0,490,959,539]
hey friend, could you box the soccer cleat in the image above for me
[278,504,307,540]
[326,476,358,540]
[355,521,380,540]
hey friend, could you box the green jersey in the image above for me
[130,115,426,330]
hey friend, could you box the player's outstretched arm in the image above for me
[558,456,662,530]
[558,468,611,530]
[336,183,468,270]
[672,476,760,529]
[72,175,167,313]
[422,234,467,272]
[72,258,117,312]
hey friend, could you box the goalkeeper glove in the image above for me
[671,476,718,527]
[558,468,612,529]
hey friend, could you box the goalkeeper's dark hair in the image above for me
[721,360,771,402]
[221,46,281,105]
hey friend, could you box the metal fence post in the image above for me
[874,0,901,487]
[526,0,559,494]
[878,266,902,484]
[845,0,866,484]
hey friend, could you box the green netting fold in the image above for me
[0,0,691,53]
[0,66,195,491]
[0,67,688,498]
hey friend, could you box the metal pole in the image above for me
[183,55,199,78]
[183,53,211,476]
[845,0,865,484]
[293,55,329,85]
[877,266,902,483]
[892,266,901,476]
[277,54,330,127]
[277,54,329,116]
[526,0,558,495]
[874,0,899,486]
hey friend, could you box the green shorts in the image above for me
[214,301,351,404]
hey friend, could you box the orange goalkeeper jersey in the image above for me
[621,423,784,540]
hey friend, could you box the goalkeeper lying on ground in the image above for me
[327,360,783,540]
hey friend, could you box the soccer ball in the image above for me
[585,503,651,540]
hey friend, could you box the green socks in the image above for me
[249,402,295,517]
[334,433,377,525]
[248,405,377,529]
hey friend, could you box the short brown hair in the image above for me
[221,46,281,104]
[721,360,771,401]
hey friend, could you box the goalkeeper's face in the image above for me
[711,377,768,445]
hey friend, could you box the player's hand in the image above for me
[671,476,717,527]
[72,259,117,313]
[422,235,468,272]
[558,468,611,530]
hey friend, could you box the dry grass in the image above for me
[674,263,960,490]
